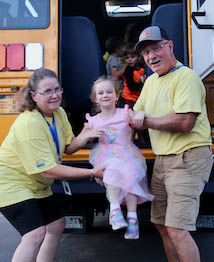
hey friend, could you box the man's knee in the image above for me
[154,223,168,237]
[166,226,188,242]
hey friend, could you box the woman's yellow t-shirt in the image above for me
[0,107,73,208]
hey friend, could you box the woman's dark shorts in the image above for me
[0,195,66,236]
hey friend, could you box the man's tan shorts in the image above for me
[151,146,213,231]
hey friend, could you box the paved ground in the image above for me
[1,212,214,262]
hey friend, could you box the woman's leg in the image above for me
[12,226,46,262]
[36,217,66,262]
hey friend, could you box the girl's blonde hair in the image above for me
[90,76,121,114]
[90,75,120,102]
[17,68,57,112]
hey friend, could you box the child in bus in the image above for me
[86,76,154,239]
[105,36,126,92]
[121,43,146,108]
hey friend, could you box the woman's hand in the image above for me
[92,166,105,180]
[81,123,104,140]
[84,127,104,141]
[65,125,104,154]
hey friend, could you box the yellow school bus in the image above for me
[0,0,213,229]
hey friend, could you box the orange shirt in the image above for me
[122,68,145,102]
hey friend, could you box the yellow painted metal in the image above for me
[62,148,156,162]
[0,115,17,145]
[187,0,193,68]
[0,0,58,145]
[62,145,214,162]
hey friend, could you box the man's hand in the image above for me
[132,111,145,129]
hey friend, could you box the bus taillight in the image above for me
[7,44,25,71]
[0,44,6,71]
[0,43,44,71]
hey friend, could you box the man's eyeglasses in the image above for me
[141,41,169,56]
[37,87,63,96]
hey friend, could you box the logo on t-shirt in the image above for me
[105,127,117,144]
[36,160,45,168]
[161,92,169,102]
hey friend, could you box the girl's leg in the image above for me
[12,226,46,262]
[105,184,121,212]
[36,217,66,262]
[105,184,127,230]
[125,193,139,239]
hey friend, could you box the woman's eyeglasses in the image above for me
[37,87,63,96]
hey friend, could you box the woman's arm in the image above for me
[41,164,105,180]
[65,125,104,154]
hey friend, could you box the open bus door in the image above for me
[187,0,214,228]
[190,0,214,79]
[189,0,214,127]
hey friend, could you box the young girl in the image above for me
[86,76,154,240]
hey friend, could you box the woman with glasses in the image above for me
[0,68,105,262]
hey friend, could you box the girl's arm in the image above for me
[128,108,135,122]
[129,109,145,128]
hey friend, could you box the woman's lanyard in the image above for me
[41,113,61,162]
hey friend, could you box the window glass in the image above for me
[197,0,206,9]
[105,0,151,17]
[0,0,50,29]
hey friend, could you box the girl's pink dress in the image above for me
[86,105,154,204]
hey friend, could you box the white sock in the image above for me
[110,203,120,213]
[127,211,137,219]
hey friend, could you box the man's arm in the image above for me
[134,112,197,133]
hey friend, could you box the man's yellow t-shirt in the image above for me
[134,62,212,155]
[0,107,73,208]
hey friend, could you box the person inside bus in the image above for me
[105,35,126,92]
[103,23,141,63]
[133,26,213,262]
[121,43,146,109]
[0,68,105,262]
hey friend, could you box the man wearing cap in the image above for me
[133,26,213,262]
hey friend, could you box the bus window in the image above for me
[197,0,206,9]
[105,0,151,17]
[0,0,50,29]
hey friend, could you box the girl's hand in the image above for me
[133,111,145,129]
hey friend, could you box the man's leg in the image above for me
[155,224,180,262]
[167,227,200,262]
